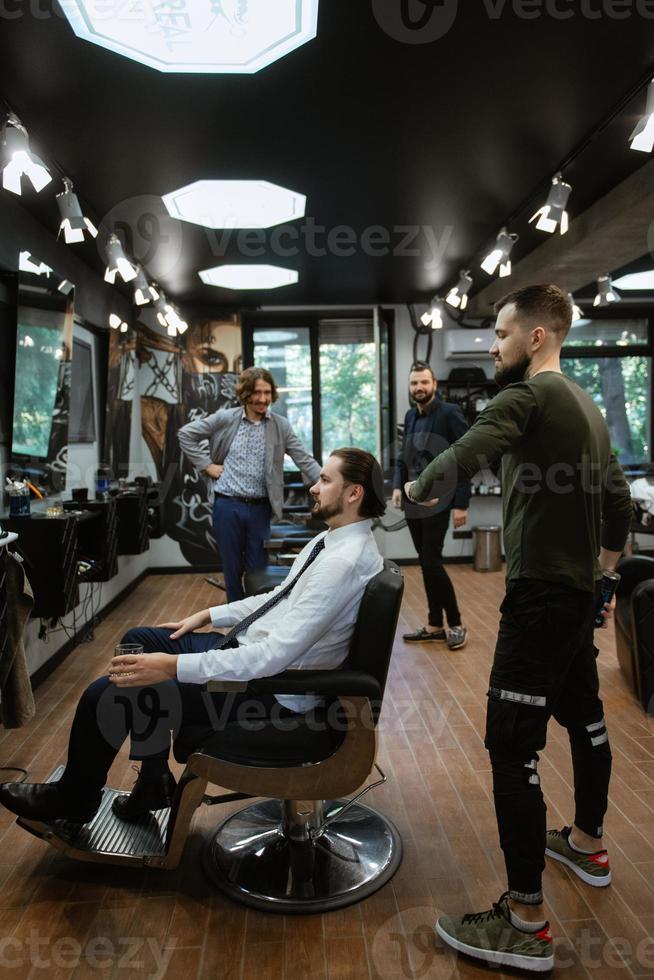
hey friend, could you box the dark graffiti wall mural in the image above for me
[139,315,241,565]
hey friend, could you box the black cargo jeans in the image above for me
[485,578,612,904]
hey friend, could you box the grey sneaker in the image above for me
[446,626,467,650]
[545,826,611,886]
[403,627,446,642]
[435,892,554,973]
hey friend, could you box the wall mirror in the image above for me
[10,253,74,491]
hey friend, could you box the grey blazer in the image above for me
[177,407,321,521]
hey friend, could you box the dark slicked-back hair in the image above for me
[495,284,572,340]
[330,448,386,519]
[236,366,278,405]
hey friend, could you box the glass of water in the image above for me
[114,643,144,678]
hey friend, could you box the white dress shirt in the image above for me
[176,519,384,711]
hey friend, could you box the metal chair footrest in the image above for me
[17,766,170,866]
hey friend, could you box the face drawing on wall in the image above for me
[182,320,231,374]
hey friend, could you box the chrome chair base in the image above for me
[202,798,403,913]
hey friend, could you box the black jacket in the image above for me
[393,398,472,510]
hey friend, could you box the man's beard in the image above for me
[312,495,344,521]
[495,352,531,388]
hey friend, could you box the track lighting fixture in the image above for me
[1,114,52,196]
[18,251,52,276]
[568,293,584,323]
[630,79,654,153]
[420,297,444,329]
[480,229,518,278]
[109,313,129,332]
[445,270,473,310]
[133,266,159,306]
[104,234,137,284]
[56,178,98,243]
[593,275,620,308]
[154,292,187,335]
[530,174,572,235]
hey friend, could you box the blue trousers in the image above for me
[57,626,282,808]
[212,496,271,601]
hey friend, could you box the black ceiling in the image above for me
[2,2,654,309]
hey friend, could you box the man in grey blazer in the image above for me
[178,366,320,600]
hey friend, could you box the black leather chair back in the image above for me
[616,556,654,715]
[345,560,403,704]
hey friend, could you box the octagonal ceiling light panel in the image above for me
[58,0,319,74]
[163,180,306,229]
[199,265,299,289]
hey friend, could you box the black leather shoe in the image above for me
[0,780,100,823]
[112,770,177,822]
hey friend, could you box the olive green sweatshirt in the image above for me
[411,371,632,593]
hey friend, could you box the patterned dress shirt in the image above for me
[215,409,269,499]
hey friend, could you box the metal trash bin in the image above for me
[473,525,502,572]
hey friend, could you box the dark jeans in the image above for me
[212,496,271,602]
[485,579,612,904]
[406,509,461,628]
[58,626,287,807]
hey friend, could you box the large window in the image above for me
[562,316,652,466]
[252,327,313,465]
[245,311,394,468]
[319,319,377,460]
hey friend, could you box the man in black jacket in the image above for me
[393,361,471,650]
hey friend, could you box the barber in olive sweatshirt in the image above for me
[405,285,632,971]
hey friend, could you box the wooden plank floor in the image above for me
[0,565,653,979]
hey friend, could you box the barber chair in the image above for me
[16,561,404,912]
[614,555,654,715]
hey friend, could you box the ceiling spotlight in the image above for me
[153,292,187,335]
[18,251,52,277]
[109,312,129,331]
[1,114,52,196]
[165,304,188,335]
[630,79,654,153]
[430,298,444,329]
[133,266,159,306]
[104,234,137,284]
[593,275,620,308]
[58,279,74,295]
[56,178,98,243]
[567,293,584,323]
[530,174,572,235]
[446,269,473,310]
[480,228,519,277]
[420,297,444,329]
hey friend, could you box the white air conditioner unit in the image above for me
[444,328,495,360]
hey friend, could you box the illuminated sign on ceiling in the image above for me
[199,264,299,289]
[58,0,319,73]
[162,179,306,229]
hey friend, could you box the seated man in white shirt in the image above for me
[0,448,385,825]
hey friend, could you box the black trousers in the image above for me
[58,627,296,807]
[485,579,612,904]
[406,508,461,628]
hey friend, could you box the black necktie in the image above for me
[217,536,327,648]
